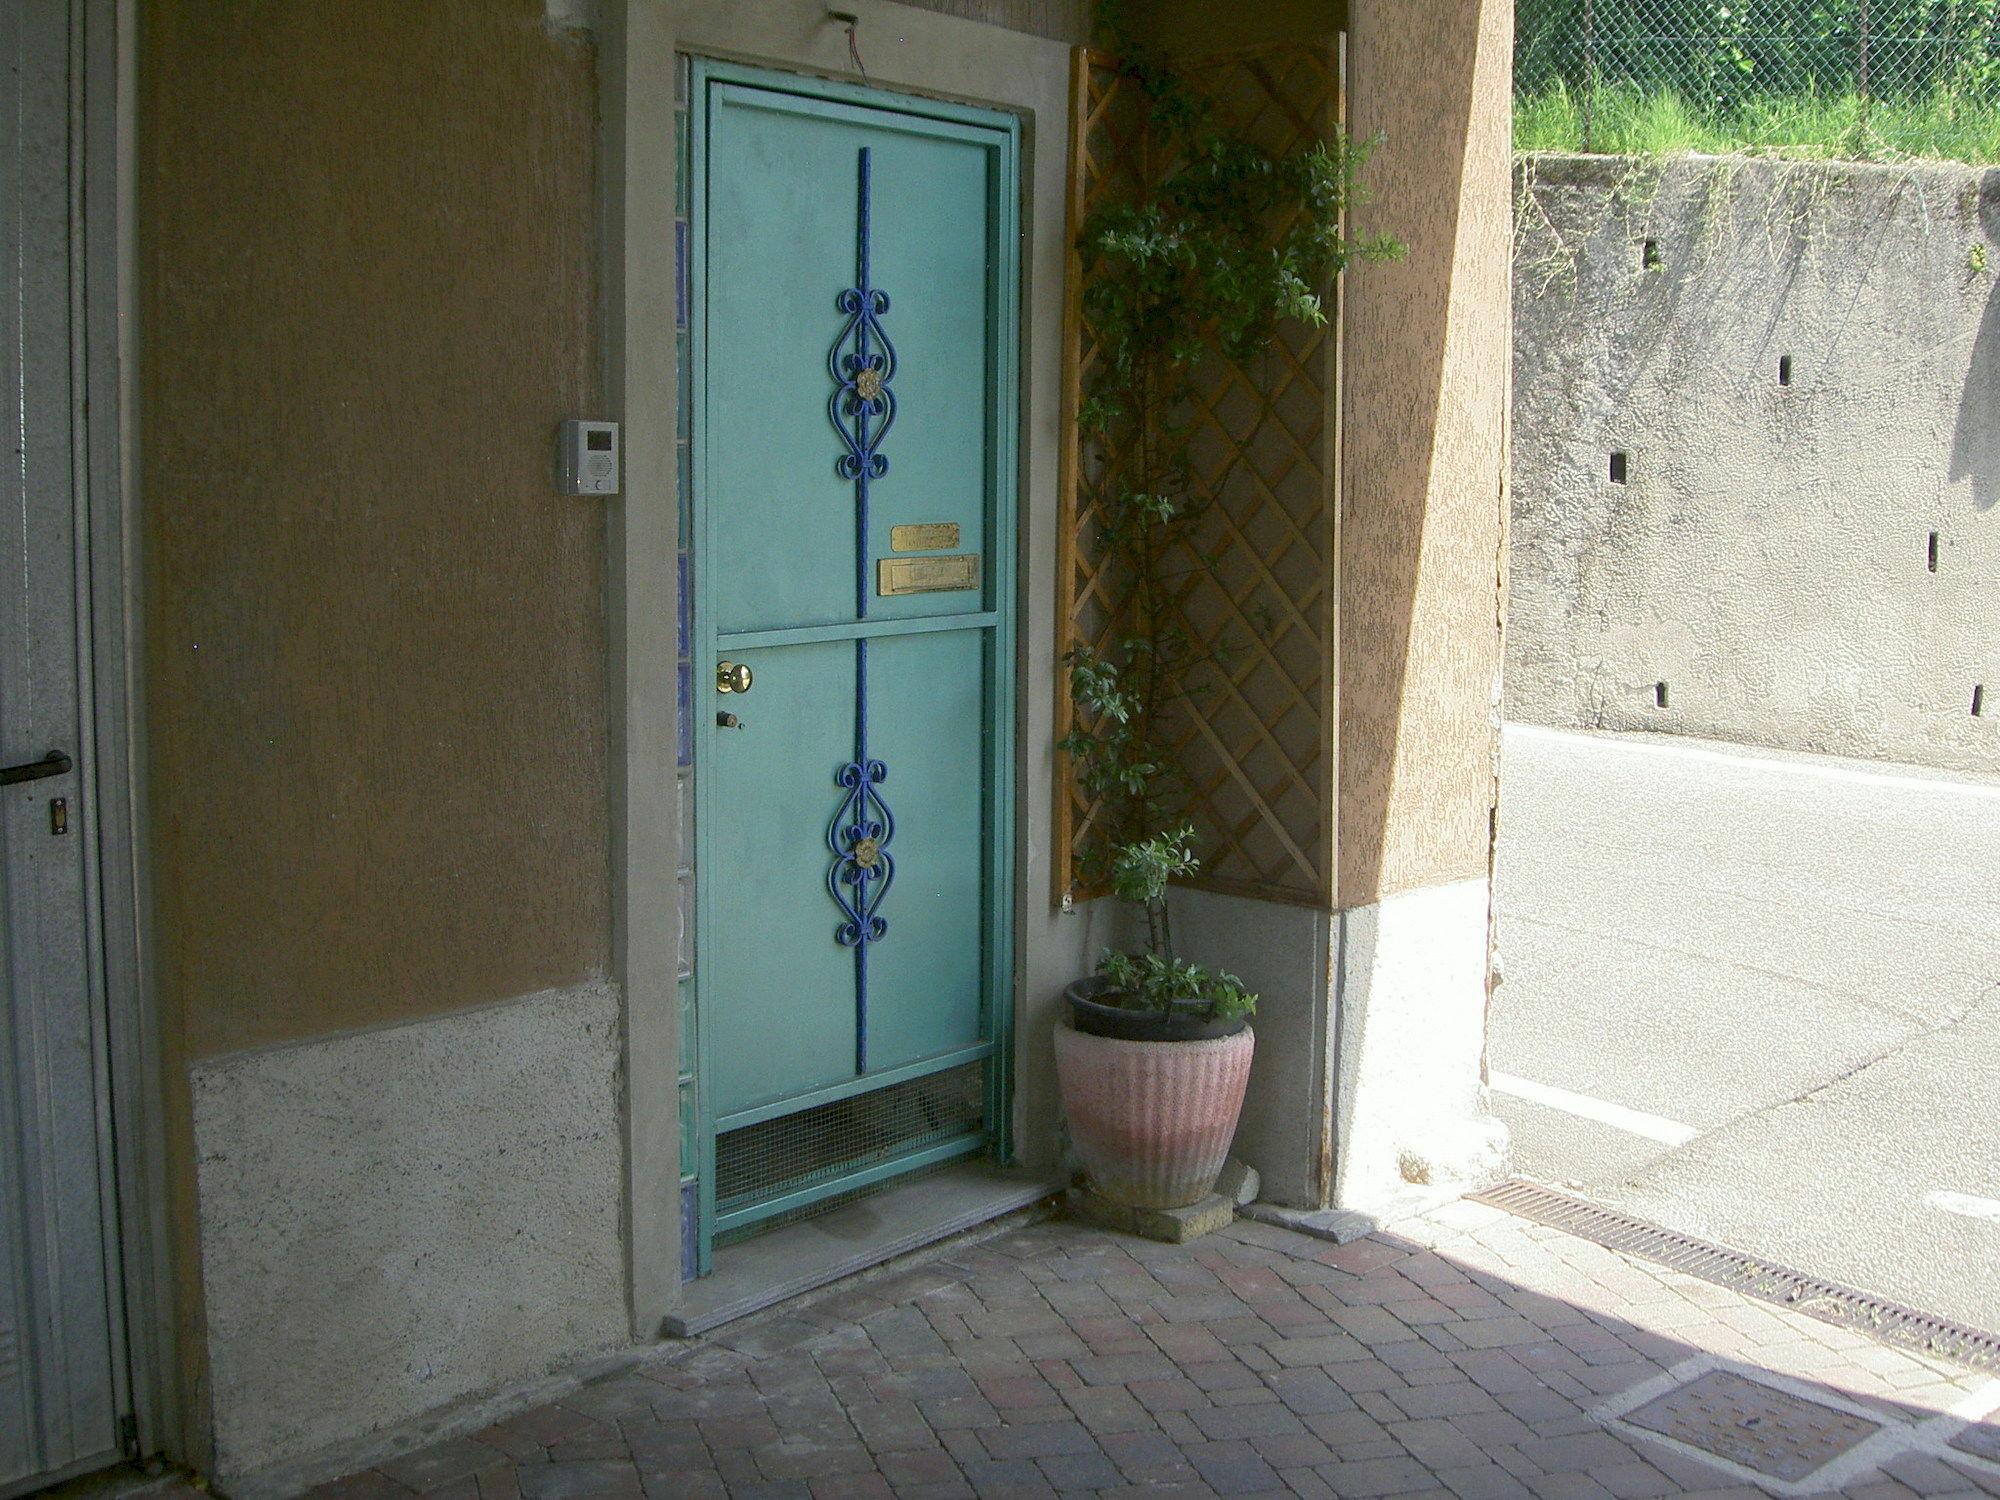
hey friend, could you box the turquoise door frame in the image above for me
[688,60,1019,1272]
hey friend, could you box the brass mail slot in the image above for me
[878,553,980,596]
[890,522,961,553]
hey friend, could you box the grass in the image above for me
[1516,81,2000,164]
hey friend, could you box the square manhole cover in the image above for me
[1623,1370,1882,1482]
[1950,1421,2000,1464]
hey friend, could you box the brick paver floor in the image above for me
[308,1197,2000,1500]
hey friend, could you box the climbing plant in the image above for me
[1061,10,1401,1013]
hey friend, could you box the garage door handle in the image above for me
[0,751,70,786]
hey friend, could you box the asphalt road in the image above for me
[1490,722,2000,1336]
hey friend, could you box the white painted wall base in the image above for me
[1112,881,1506,1216]
[1335,878,1510,1215]
[190,981,630,1481]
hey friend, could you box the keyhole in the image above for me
[49,797,67,836]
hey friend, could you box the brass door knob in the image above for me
[716,660,753,694]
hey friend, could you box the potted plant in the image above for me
[1054,825,1259,1210]
[1054,14,1400,1215]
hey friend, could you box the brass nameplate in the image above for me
[878,553,979,596]
[890,522,961,553]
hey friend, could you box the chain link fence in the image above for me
[1517,0,2000,156]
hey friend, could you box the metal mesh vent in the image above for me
[715,1160,959,1249]
[716,1063,985,1218]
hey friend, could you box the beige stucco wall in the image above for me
[141,2,609,1065]
[891,0,1090,42]
[139,1,610,1467]
[1340,0,1512,908]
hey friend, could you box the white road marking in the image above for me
[1508,722,2000,801]
[1948,1377,2000,1421]
[1926,1190,2000,1226]
[1489,1071,1701,1147]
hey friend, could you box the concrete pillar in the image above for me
[1335,0,1514,1214]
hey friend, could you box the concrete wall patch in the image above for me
[190,981,628,1482]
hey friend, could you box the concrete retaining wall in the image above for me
[1511,153,2000,771]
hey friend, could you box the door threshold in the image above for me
[9,1464,200,1500]
[667,1161,1059,1337]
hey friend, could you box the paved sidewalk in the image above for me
[309,1199,2000,1500]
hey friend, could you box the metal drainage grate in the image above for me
[1623,1369,1880,1481]
[716,1062,985,1222]
[1469,1180,2000,1374]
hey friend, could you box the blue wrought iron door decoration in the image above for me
[826,146,896,1073]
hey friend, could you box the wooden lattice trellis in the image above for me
[1056,39,1342,909]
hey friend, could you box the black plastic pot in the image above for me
[1064,973,1250,1043]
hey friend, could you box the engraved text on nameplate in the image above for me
[878,553,980,596]
[890,522,961,552]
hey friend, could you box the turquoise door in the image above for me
[690,65,1017,1261]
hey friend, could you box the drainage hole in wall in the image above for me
[1929,531,1940,572]
[1641,239,1661,271]
[1778,354,1792,386]
[1610,452,1629,484]
[1655,681,1670,709]
[1976,685,1986,717]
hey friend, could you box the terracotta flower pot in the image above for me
[1054,1012,1255,1209]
